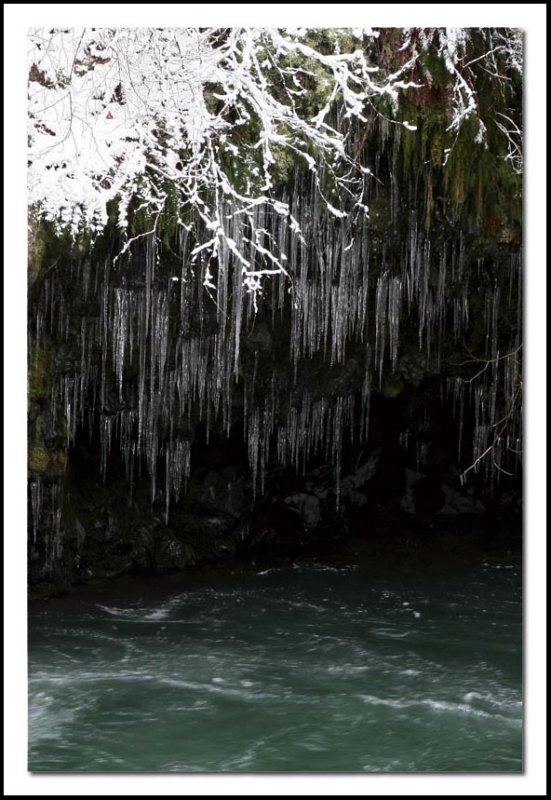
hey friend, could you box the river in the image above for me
[28,536,522,772]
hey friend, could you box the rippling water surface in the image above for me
[28,539,522,772]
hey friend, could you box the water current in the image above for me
[28,538,522,772]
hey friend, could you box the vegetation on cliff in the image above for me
[27,27,523,585]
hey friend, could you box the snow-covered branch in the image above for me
[28,27,522,297]
[28,27,423,290]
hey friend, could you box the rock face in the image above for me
[27,85,523,596]
[27,396,521,598]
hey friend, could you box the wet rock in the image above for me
[191,469,248,518]
[224,475,245,517]
[401,469,486,519]
[216,541,236,558]
[340,453,379,506]
[397,352,432,387]
[284,493,321,528]
[400,468,426,516]
[129,526,155,571]
[154,534,195,571]
[204,515,233,537]
[435,483,486,517]
[74,517,86,548]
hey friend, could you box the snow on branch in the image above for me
[27,27,421,284]
[27,27,522,292]
[403,27,522,155]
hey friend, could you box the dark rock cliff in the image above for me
[27,75,523,597]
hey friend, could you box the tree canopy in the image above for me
[28,27,522,292]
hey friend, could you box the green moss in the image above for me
[419,38,450,86]
[443,120,522,238]
[28,445,49,472]
[28,347,53,407]
[271,138,298,186]
[157,183,182,245]
[28,445,67,477]
[28,214,48,285]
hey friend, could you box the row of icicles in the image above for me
[28,176,522,559]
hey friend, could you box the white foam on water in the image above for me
[359,693,522,723]
[327,664,369,675]
[96,595,188,623]
[463,690,523,712]
[96,603,132,616]
[370,627,411,639]
[310,565,341,573]
[142,607,172,621]
[285,599,327,612]
[464,690,485,703]
[159,676,280,701]
[28,690,81,744]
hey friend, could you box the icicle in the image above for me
[387,276,402,369]
[30,477,43,544]
[375,272,388,385]
[248,407,260,498]
[28,157,522,557]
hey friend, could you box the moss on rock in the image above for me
[28,444,67,477]
[28,347,53,407]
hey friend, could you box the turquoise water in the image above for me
[28,539,522,772]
